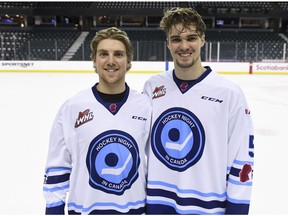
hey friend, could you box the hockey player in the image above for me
[43,27,152,214]
[143,7,254,214]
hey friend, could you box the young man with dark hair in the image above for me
[143,7,254,214]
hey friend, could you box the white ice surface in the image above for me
[0,72,287,214]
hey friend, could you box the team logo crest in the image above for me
[152,107,205,171]
[109,103,117,113]
[86,130,139,195]
[180,82,188,92]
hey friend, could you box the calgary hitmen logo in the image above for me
[239,163,253,183]
[151,107,205,171]
[86,130,140,195]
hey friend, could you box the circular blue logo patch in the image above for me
[152,107,205,171]
[86,130,139,195]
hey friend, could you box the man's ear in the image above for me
[93,61,97,73]
[201,35,205,47]
[127,62,132,71]
[166,38,170,49]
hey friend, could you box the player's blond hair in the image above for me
[160,7,206,37]
[90,27,134,64]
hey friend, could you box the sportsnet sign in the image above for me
[1,61,34,68]
[0,61,93,73]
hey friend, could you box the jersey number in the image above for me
[249,135,254,158]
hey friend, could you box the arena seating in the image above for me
[69,28,287,62]
[94,1,180,9]
[71,28,167,61]
[0,28,81,60]
[29,29,81,60]
[0,30,30,60]
[1,27,287,62]
[1,1,283,13]
[187,1,274,14]
[0,2,91,9]
[0,2,287,62]
[278,2,288,10]
[205,29,287,62]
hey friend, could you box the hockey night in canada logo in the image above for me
[152,107,205,171]
[86,130,140,195]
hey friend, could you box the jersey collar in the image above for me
[173,66,212,94]
[91,83,129,115]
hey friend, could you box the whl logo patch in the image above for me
[75,109,94,128]
[152,85,166,99]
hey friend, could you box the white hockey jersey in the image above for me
[43,83,152,214]
[143,67,254,214]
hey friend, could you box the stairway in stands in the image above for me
[61,31,89,61]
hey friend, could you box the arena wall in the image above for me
[0,61,288,74]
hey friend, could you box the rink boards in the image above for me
[0,61,288,74]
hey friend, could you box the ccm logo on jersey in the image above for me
[152,85,166,99]
[75,109,94,128]
[132,116,147,121]
[201,96,223,103]
[245,108,251,114]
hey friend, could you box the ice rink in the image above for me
[0,71,288,214]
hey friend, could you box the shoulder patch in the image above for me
[75,109,94,128]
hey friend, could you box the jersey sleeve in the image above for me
[142,79,151,98]
[143,81,153,159]
[43,104,72,214]
[225,89,254,214]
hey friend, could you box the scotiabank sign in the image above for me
[253,63,288,74]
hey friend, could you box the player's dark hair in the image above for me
[160,7,206,37]
[90,27,134,64]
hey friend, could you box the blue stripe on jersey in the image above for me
[45,173,70,184]
[227,196,250,205]
[228,178,252,186]
[46,203,65,214]
[43,183,69,192]
[147,188,226,209]
[45,167,72,174]
[225,200,250,214]
[69,207,145,214]
[146,203,178,214]
[146,202,225,214]
[230,167,241,177]
[228,161,254,173]
[234,159,254,166]
[68,199,145,214]
[148,180,226,198]
[46,201,65,208]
